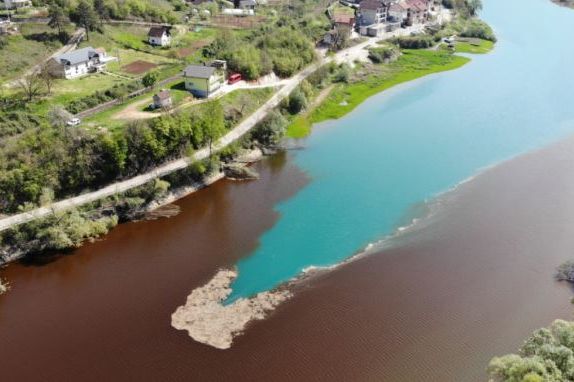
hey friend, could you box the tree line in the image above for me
[45,0,179,42]
[0,100,226,214]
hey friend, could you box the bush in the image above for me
[287,88,307,114]
[369,45,400,63]
[66,81,143,114]
[206,27,315,80]
[556,260,574,282]
[392,35,436,49]
[250,110,287,146]
[333,63,350,83]
[460,19,497,42]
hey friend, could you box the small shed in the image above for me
[153,89,173,109]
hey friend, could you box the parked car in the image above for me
[228,73,242,85]
[67,118,81,126]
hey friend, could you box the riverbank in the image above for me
[287,48,476,139]
[0,148,264,267]
[3,131,574,380]
[552,0,574,9]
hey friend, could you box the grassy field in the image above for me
[0,23,72,82]
[287,49,472,138]
[84,85,276,133]
[79,28,179,76]
[453,38,494,54]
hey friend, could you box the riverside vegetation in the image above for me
[486,262,574,382]
[0,0,493,264]
[487,3,574,380]
[286,3,496,138]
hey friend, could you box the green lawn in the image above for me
[454,38,494,54]
[84,84,275,133]
[79,30,178,76]
[26,73,127,116]
[287,49,472,138]
[0,23,72,82]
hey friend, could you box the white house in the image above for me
[148,26,171,47]
[48,47,116,79]
[359,0,389,26]
[2,0,31,9]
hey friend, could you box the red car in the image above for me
[228,73,242,85]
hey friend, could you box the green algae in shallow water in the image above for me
[287,50,471,139]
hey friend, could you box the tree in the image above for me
[93,0,109,24]
[287,88,307,114]
[39,63,56,94]
[18,73,43,102]
[488,320,574,382]
[200,100,226,156]
[48,4,68,36]
[75,0,99,41]
[142,72,158,88]
[251,110,286,146]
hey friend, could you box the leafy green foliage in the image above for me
[0,104,221,213]
[391,35,438,49]
[142,71,158,88]
[488,320,574,382]
[368,45,400,64]
[287,88,307,114]
[204,26,316,79]
[460,19,497,42]
[250,110,287,146]
[66,81,144,114]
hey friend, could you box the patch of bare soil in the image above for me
[122,60,158,75]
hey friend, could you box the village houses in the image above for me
[148,26,172,47]
[47,46,117,79]
[358,0,433,36]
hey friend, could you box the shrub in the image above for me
[460,19,497,42]
[333,63,350,83]
[369,45,400,63]
[287,88,307,114]
[556,260,574,282]
[250,110,287,146]
[392,35,436,49]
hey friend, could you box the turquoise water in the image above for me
[227,0,574,301]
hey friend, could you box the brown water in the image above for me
[2,138,574,381]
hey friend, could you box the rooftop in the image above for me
[148,26,170,38]
[55,47,99,65]
[183,65,217,79]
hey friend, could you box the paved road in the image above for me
[0,27,427,232]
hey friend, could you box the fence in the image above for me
[76,74,182,119]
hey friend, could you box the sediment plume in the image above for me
[171,269,291,349]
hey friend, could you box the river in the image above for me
[3,0,574,380]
